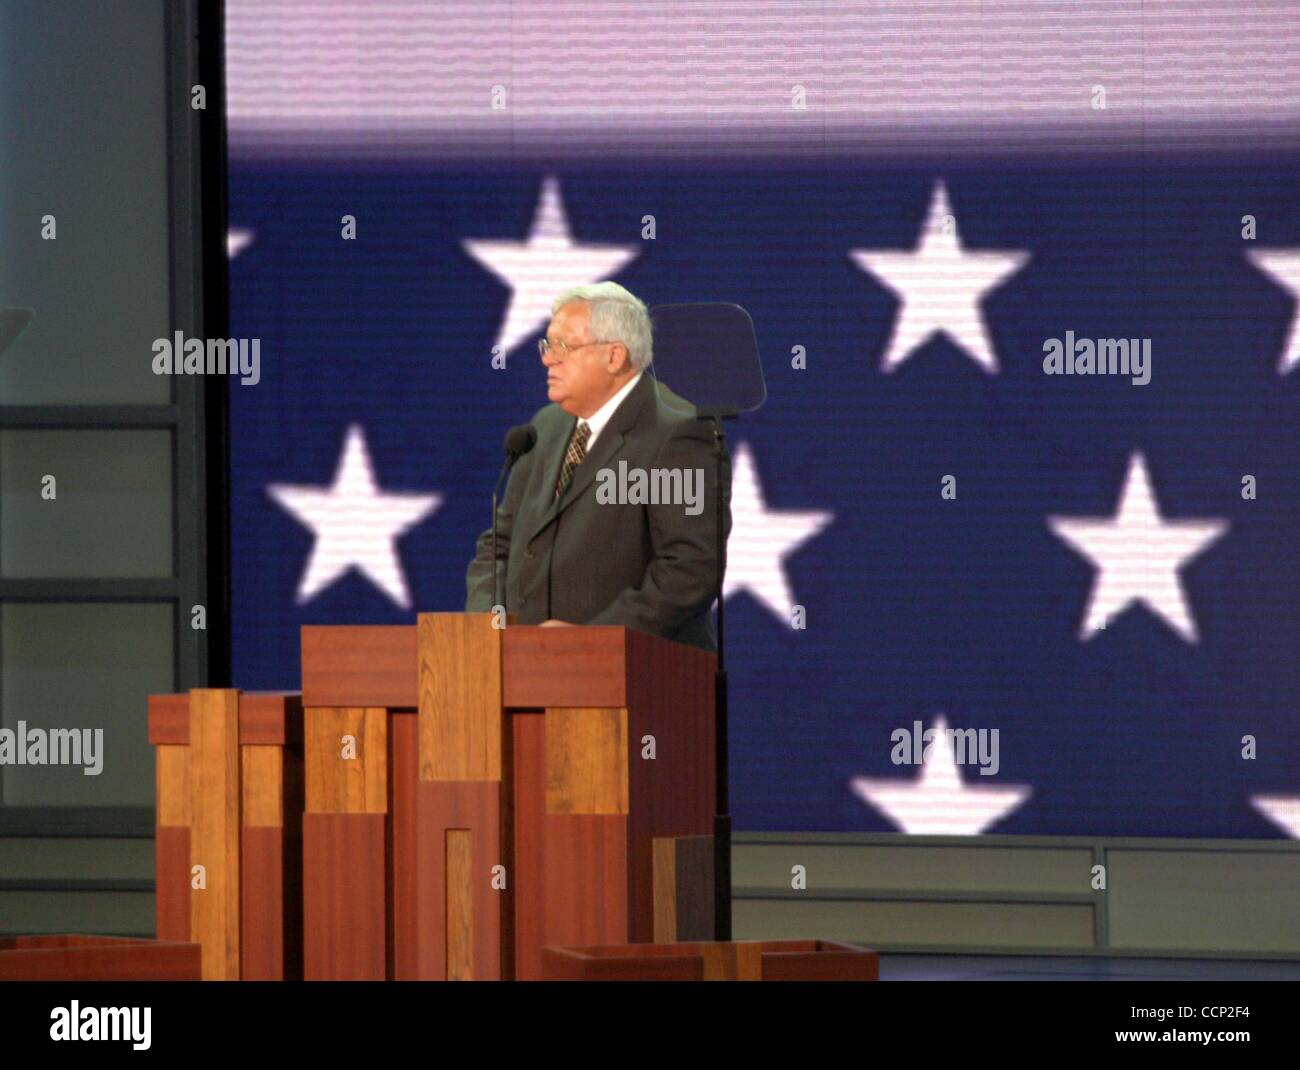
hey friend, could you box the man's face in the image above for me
[541,301,627,417]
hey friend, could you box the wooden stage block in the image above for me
[0,936,202,981]
[147,690,304,980]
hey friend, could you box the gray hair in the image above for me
[551,281,653,370]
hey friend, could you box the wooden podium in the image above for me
[301,613,717,980]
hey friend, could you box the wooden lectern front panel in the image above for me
[413,780,506,980]
[302,704,391,980]
[414,613,508,980]
[188,689,241,981]
[511,711,631,980]
[388,711,419,980]
[418,613,503,781]
[545,707,629,815]
[301,625,417,708]
[624,630,717,943]
[444,829,473,979]
[302,813,388,980]
[305,707,388,814]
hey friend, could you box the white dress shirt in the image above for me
[580,371,643,451]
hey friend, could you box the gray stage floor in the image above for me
[880,954,1300,981]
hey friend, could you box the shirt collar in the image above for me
[581,371,642,448]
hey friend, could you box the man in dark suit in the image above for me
[466,282,730,651]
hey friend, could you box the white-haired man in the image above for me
[465,282,730,651]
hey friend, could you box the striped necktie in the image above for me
[554,420,591,501]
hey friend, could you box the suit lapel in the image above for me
[526,373,655,544]
[525,414,575,540]
[539,415,574,505]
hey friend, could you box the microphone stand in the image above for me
[699,405,736,941]
[491,455,518,611]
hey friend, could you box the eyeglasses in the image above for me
[538,337,608,360]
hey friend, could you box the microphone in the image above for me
[504,423,537,461]
[493,424,537,611]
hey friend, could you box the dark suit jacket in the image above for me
[466,373,730,651]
